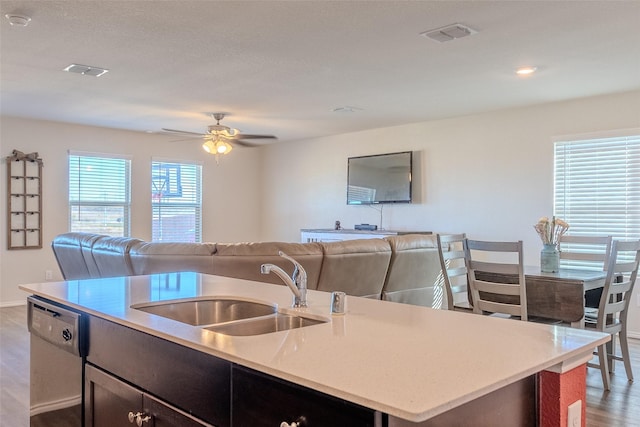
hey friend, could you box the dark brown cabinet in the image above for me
[232,365,378,427]
[87,315,231,426]
[85,364,212,427]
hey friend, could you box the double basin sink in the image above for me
[132,297,326,336]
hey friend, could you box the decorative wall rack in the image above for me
[5,150,43,249]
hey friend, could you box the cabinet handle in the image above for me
[136,414,152,426]
[127,411,151,426]
[128,412,140,423]
[280,416,307,427]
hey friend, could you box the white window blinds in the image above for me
[554,133,640,246]
[152,160,202,242]
[69,153,131,236]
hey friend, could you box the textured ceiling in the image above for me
[1,1,639,144]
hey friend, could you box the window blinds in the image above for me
[68,154,131,236]
[151,160,202,243]
[554,133,640,243]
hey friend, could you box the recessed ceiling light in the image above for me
[515,66,537,76]
[5,14,31,27]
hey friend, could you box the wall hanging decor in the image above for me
[6,149,43,249]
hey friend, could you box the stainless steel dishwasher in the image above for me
[28,296,86,427]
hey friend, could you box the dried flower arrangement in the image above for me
[534,216,569,246]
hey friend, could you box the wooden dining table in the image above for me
[475,266,607,325]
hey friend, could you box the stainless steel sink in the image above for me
[132,298,277,326]
[205,313,326,336]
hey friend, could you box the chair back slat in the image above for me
[473,280,522,296]
[476,300,523,317]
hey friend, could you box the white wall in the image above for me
[259,90,640,337]
[0,116,263,305]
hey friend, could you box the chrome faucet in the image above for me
[260,251,308,308]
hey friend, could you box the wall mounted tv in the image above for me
[347,151,412,205]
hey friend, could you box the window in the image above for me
[554,131,640,265]
[69,153,131,236]
[152,160,202,242]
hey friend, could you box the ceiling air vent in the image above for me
[420,23,477,43]
[63,64,109,77]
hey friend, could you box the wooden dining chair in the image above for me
[436,233,472,311]
[558,235,613,308]
[583,239,640,390]
[464,239,527,321]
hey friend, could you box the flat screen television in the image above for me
[347,151,412,205]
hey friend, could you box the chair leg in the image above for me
[619,328,634,382]
[609,333,617,373]
[597,343,611,391]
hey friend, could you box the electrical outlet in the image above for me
[45,270,53,281]
[567,400,581,427]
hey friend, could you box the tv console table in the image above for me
[300,229,431,243]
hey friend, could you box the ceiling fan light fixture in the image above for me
[202,137,233,157]
[215,140,233,154]
[202,140,215,153]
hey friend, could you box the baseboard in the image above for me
[0,300,27,308]
[628,332,640,340]
[30,395,82,416]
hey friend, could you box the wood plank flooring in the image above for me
[1,304,639,426]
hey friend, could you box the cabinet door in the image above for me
[85,364,142,427]
[86,364,214,427]
[233,366,376,427]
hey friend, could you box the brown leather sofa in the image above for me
[51,232,445,308]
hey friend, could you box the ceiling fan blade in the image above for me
[231,139,260,147]
[170,137,204,143]
[161,128,205,136]
[233,133,277,140]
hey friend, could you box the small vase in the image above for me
[541,243,559,273]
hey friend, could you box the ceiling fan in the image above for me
[162,113,277,157]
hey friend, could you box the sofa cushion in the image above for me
[316,239,391,299]
[129,242,216,276]
[91,236,143,278]
[382,234,444,308]
[51,232,102,280]
[212,242,324,289]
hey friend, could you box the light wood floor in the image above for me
[1,305,639,426]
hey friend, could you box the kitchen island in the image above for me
[20,272,608,426]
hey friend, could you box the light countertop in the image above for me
[20,272,608,423]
